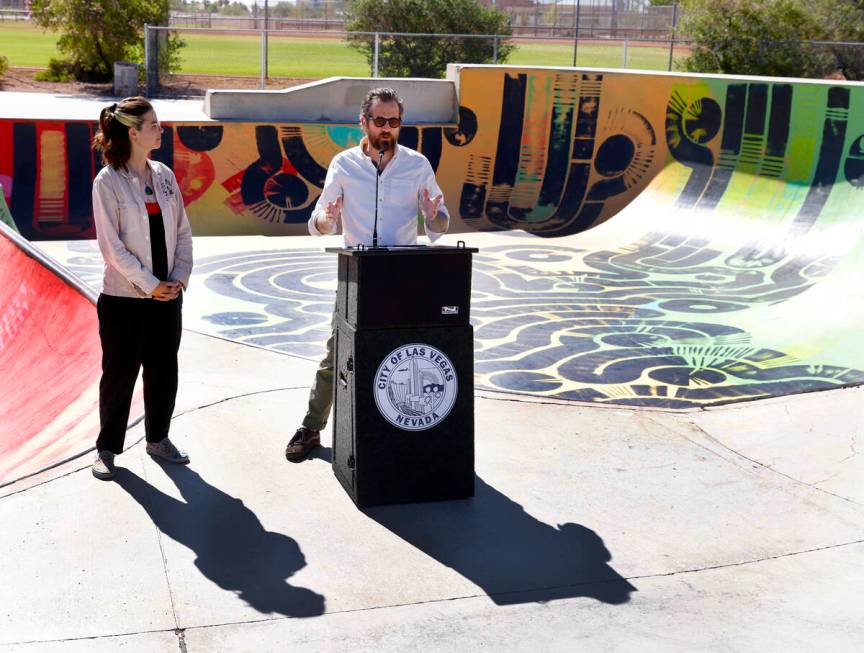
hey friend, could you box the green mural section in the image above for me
[464,73,864,406]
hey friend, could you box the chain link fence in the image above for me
[167,1,678,40]
[144,24,693,96]
[143,24,864,97]
[0,8,28,21]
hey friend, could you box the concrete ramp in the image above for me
[0,223,113,486]
[465,166,864,407]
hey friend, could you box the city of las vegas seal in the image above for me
[374,343,458,431]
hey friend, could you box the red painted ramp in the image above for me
[0,224,102,485]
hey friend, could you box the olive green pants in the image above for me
[302,312,335,431]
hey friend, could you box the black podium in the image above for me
[327,244,478,507]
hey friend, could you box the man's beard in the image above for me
[369,132,394,153]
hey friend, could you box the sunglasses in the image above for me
[365,115,402,128]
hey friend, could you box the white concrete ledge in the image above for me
[204,76,459,125]
[0,91,212,122]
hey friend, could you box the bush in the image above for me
[34,58,73,82]
[813,0,864,80]
[0,55,8,80]
[345,0,514,79]
[678,0,829,78]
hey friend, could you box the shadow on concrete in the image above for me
[364,476,636,605]
[284,446,332,465]
[114,465,325,618]
[308,445,332,464]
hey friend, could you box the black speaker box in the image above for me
[332,316,475,507]
[331,246,474,329]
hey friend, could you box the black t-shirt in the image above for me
[145,198,168,282]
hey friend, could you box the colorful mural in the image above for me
[1,69,862,243]
[4,65,864,408]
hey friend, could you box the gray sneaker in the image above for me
[92,451,116,480]
[146,437,190,464]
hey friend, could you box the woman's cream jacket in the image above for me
[92,160,193,298]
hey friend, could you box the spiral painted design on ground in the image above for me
[56,240,864,408]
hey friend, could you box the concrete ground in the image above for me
[1,319,863,651]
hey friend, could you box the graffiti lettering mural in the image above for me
[1,68,862,244]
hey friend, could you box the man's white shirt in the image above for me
[308,142,449,246]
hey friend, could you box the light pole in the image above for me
[572,0,581,67]
[668,0,677,72]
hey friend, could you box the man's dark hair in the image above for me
[361,87,404,118]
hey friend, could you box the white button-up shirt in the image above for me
[308,142,449,246]
[92,160,193,298]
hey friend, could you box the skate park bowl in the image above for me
[2,64,864,476]
[2,65,864,650]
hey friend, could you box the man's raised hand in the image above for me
[421,189,443,220]
[319,196,342,233]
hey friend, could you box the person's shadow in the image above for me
[114,464,325,618]
[364,476,635,605]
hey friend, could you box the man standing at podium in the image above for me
[286,87,451,462]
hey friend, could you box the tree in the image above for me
[344,0,514,79]
[30,0,183,82]
[677,0,829,78]
[270,1,299,18]
[219,1,250,15]
[813,0,864,80]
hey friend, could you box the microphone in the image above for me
[372,148,385,249]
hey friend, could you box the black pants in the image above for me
[96,293,183,454]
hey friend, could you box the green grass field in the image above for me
[0,21,61,67]
[0,22,686,78]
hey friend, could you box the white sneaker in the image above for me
[92,451,116,480]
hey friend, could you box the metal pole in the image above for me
[622,36,628,67]
[260,30,266,89]
[373,32,380,77]
[668,0,678,71]
[144,23,151,97]
[572,0,581,66]
[264,0,269,80]
[534,1,538,37]
[493,35,498,64]
[552,0,557,38]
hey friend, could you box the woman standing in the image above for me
[90,97,193,480]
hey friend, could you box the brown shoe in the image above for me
[286,427,320,462]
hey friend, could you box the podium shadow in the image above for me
[114,465,325,618]
[364,476,636,605]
